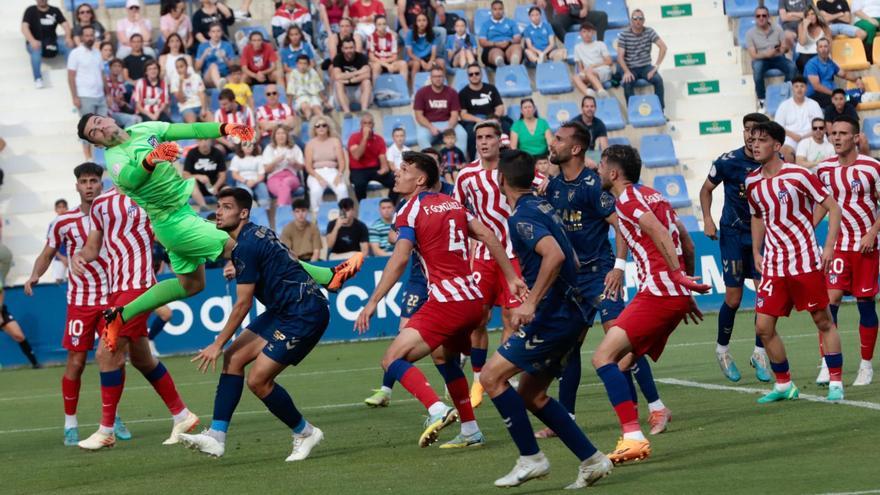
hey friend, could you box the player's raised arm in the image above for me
[161,122,254,142]
[193,282,255,373]
[467,217,528,301]
[354,238,413,334]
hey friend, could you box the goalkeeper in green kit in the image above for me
[77,115,363,351]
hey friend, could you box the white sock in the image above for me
[716,344,729,354]
[64,414,78,429]
[473,371,481,383]
[829,380,843,389]
[460,420,479,436]
[508,376,520,389]
[207,429,226,443]
[99,425,114,435]
[821,357,828,369]
[861,359,873,368]
[522,452,545,463]
[774,380,792,392]
[172,408,191,424]
[494,56,504,67]
[754,346,766,356]
[647,399,666,412]
[623,430,647,441]
[428,402,447,417]
[568,413,576,421]
[380,386,392,395]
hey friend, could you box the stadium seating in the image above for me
[596,97,626,131]
[275,205,294,230]
[725,0,760,18]
[607,136,630,146]
[358,197,383,226]
[208,88,220,112]
[495,65,532,98]
[250,206,270,228]
[413,71,431,89]
[654,174,693,208]
[604,29,622,62]
[864,117,880,149]
[679,214,701,232]
[507,104,521,121]
[546,101,580,130]
[253,84,269,107]
[639,134,678,168]
[452,68,488,92]
[565,32,580,64]
[317,201,340,232]
[832,38,870,71]
[764,82,790,116]
[849,76,880,111]
[94,147,106,167]
[735,17,755,46]
[536,62,573,95]
[514,4,547,31]
[627,95,666,128]
[239,25,272,44]
[596,0,629,28]
[873,39,880,70]
[382,114,418,146]
[342,115,361,144]
[474,8,492,34]
[373,74,410,108]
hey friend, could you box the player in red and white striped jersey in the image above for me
[813,115,880,386]
[593,145,708,464]
[745,121,846,403]
[452,121,525,407]
[72,188,198,450]
[367,15,407,84]
[133,60,171,123]
[255,84,298,140]
[23,163,112,446]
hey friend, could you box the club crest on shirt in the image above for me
[600,192,615,209]
[516,222,534,240]
[851,179,863,192]
[147,135,159,149]
[777,189,790,203]
[756,296,764,308]
[568,189,575,201]
[829,274,838,284]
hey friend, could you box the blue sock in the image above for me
[210,373,244,433]
[755,333,764,348]
[490,387,540,456]
[623,369,638,404]
[825,352,843,369]
[770,359,789,374]
[533,398,597,461]
[558,348,582,414]
[260,384,304,433]
[148,316,167,341]
[100,368,123,387]
[143,361,168,382]
[717,303,737,346]
[829,304,840,326]
[857,300,878,327]
[381,371,395,389]
[596,363,631,407]
[387,358,413,381]
[633,356,659,403]
[435,361,464,383]
[471,348,487,372]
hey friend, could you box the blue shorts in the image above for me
[400,279,429,318]
[246,299,330,366]
[577,268,625,325]
[719,228,760,288]
[498,302,583,376]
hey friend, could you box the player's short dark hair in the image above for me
[752,121,786,145]
[580,21,596,31]
[392,127,406,135]
[338,197,355,210]
[77,113,97,142]
[498,149,536,190]
[375,14,386,22]
[442,128,456,139]
[528,6,541,15]
[219,88,236,102]
[601,145,641,184]
[296,54,310,63]
[228,63,241,73]
[55,198,68,208]
[812,117,826,127]
[742,112,770,126]
[402,151,439,188]
[379,198,394,206]
[248,30,264,40]
[340,37,355,47]
[109,57,123,68]
[833,114,861,134]
[129,33,143,42]
[791,75,807,86]
[491,0,504,7]
[73,162,104,179]
[581,94,596,106]
[80,24,95,33]
[560,121,591,150]
[292,198,309,210]
[218,187,253,213]
[474,120,502,137]
[832,88,847,97]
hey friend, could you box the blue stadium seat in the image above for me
[765,82,790,116]
[102,177,113,191]
[639,134,678,168]
[864,117,880,149]
[564,32,580,64]
[474,8,492,33]
[607,136,630,146]
[317,201,340,233]
[359,197,383,226]
[239,25,273,44]
[596,97,625,131]
[252,84,268,107]
[653,175,693,208]
[94,147,106,167]
[374,74,411,108]
[342,116,361,144]
[383,114,418,147]
[495,65,532,98]
[169,95,182,123]
[208,88,220,112]
[507,104,521,121]
[446,10,467,27]
[536,62,572,95]
[546,101,580,131]
[736,17,755,46]
[275,205,294,230]
[627,95,666,128]
[250,206,270,228]
[514,4,547,31]
[604,28,623,62]
[300,121,310,145]
[679,215,701,233]
[453,68,488,92]
[413,71,431,90]
[596,0,629,28]
[725,0,759,18]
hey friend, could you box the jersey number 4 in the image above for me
[448,220,467,260]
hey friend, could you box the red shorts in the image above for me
[63,305,107,352]
[472,257,523,309]
[109,288,150,339]
[406,298,485,353]
[756,270,829,317]
[615,293,691,362]
[827,249,880,297]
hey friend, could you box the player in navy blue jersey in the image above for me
[699,113,772,383]
[537,122,671,438]
[178,188,331,462]
[480,150,613,489]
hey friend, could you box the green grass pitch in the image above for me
[1,308,878,494]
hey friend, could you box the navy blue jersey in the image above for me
[232,222,326,318]
[708,146,759,233]
[545,167,616,267]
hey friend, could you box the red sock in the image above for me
[860,325,878,361]
[445,376,475,422]
[399,367,441,410]
[99,369,125,428]
[61,376,81,416]
[774,370,791,384]
[146,363,185,415]
[613,400,640,434]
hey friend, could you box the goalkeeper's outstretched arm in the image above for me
[162,123,255,142]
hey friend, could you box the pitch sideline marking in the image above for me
[812,490,880,495]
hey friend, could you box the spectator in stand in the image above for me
[510,97,552,158]
[398,0,446,38]
[479,0,523,68]
[184,138,227,208]
[413,66,467,151]
[135,60,172,123]
[745,6,796,111]
[22,0,73,89]
[117,0,153,59]
[794,7,832,73]
[319,0,350,35]
[224,65,253,108]
[386,127,410,169]
[100,41,113,76]
[193,0,235,43]
[280,25,317,76]
[406,13,446,78]
[779,0,810,49]
[196,22,237,88]
[774,75,824,162]
[161,0,194,52]
[350,0,384,39]
[804,38,858,108]
[458,63,507,158]
[72,3,106,45]
[617,9,667,110]
[326,198,369,260]
[67,25,106,161]
[347,112,394,200]
[567,94,607,151]
[241,31,280,85]
[325,18,364,70]
[287,54,326,119]
[263,125,306,206]
[537,0,608,41]
[171,58,209,123]
[332,38,372,113]
[230,141,271,208]
[107,58,142,127]
[796,117,835,169]
[214,88,255,152]
[446,17,477,69]
[305,115,350,212]
[272,0,313,43]
[368,198,395,256]
[439,128,466,181]
[257,83,298,143]
[48,199,69,283]
[159,33,194,88]
[368,15,408,85]
[123,33,153,84]
[854,1,880,50]
[825,88,860,121]
[572,21,612,98]
[818,0,867,41]
[281,198,322,261]
[522,6,566,64]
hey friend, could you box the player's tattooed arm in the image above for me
[355,240,412,333]
[193,282,255,373]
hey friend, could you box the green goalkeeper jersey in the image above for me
[104,121,223,223]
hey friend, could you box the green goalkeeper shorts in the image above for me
[152,207,230,274]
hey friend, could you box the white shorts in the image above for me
[294,95,322,111]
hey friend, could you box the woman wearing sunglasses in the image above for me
[304,117,350,214]
[73,3,106,46]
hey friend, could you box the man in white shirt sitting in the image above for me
[774,75,824,162]
[796,117,835,169]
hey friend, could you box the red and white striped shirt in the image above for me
[214,104,255,127]
[90,189,156,293]
[453,159,515,260]
[815,155,880,252]
[256,102,293,137]
[134,78,169,115]
[47,208,110,306]
[616,185,690,296]
[368,30,397,59]
[746,163,829,277]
